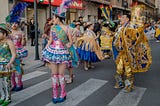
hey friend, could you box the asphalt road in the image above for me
[9,40,160,106]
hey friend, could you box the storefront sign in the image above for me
[69,0,83,9]
[21,0,83,9]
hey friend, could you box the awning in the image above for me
[21,0,83,9]
[90,0,110,5]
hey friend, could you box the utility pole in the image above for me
[49,0,52,18]
[34,0,40,60]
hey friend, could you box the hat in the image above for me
[52,0,73,18]
[86,22,93,27]
[75,22,81,26]
[6,2,28,23]
[52,8,66,18]
[0,23,11,34]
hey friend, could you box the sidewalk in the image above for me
[23,39,43,70]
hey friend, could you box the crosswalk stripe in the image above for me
[46,78,108,106]
[22,70,48,81]
[10,79,51,106]
[107,87,146,106]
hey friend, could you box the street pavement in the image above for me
[8,39,160,106]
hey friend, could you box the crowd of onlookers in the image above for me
[144,18,160,41]
[17,17,160,48]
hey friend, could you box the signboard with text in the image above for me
[21,0,83,9]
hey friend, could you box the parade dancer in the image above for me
[10,22,27,91]
[155,23,160,42]
[5,3,28,92]
[42,0,73,103]
[112,6,152,92]
[77,22,104,71]
[0,23,16,106]
[66,22,81,84]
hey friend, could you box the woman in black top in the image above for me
[29,19,35,46]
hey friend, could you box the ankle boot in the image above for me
[114,74,124,89]
[124,75,134,92]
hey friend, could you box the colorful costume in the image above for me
[42,25,72,103]
[10,31,27,91]
[77,29,104,62]
[0,42,15,105]
[100,27,113,58]
[155,26,160,41]
[5,2,28,92]
[112,5,152,92]
[42,25,72,64]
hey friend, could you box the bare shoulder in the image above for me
[6,39,14,45]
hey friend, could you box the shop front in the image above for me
[18,0,83,35]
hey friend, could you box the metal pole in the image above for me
[49,0,52,18]
[34,0,40,60]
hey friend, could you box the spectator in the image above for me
[93,19,103,45]
[29,19,35,46]
[70,20,76,28]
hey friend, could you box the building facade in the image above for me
[155,0,160,20]
[134,0,156,22]
[0,0,83,37]
[111,0,132,20]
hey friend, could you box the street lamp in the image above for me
[34,0,40,60]
[49,0,52,18]
[123,0,128,14]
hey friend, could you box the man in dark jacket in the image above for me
[94,19,103,46]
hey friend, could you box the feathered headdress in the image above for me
[53,0,73,18]
[130,2,146,26]
[6,2,28,23]
[100,5,115,28]
[100,5,112,20]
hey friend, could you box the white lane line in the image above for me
[107,87,146,106]
[10,79,51,106]
[46,78,108,106]
[22,70,48,81]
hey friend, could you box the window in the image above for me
[8,0,13,3]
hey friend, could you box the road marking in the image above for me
[22,70,48,81]
[107,87,146,106]
[10,79,51,106]
[46,78,108,106]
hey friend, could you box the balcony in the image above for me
[145,0,155,7]
[137,0,155,8]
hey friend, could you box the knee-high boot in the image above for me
[2,76,11,106]
[58,74,66,103]
[15,74,23,91]
[0,77,5,104]
[51,74,59,104]
[11,72,16,91]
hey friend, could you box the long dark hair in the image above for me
[55,15,65,23]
